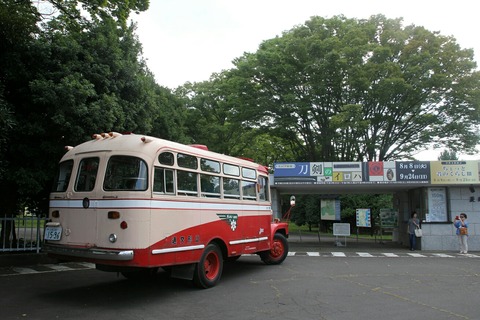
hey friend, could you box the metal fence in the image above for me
[1,215,48,253]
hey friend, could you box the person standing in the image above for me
[407,212,420,251]
[454,213,469,254]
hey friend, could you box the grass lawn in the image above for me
[287,222,393,240]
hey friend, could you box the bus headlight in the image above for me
[109,233,117,243]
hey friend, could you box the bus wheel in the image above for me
[260,233,289,265]
[193,243,223,289]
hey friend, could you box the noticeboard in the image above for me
[356,208,371,227]
[379,208,398,228]
[333,223,351,236]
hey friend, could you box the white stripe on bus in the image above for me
[229,237,268,245]
[152,244,205,255]
[49,199,272,211]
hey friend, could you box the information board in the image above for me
[356,208,371,227]
[333,223,351,236]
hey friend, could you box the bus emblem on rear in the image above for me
[217,214,238,231]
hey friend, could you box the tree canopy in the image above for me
[227,15,480,162]
[0,0,185,215]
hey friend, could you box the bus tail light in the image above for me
[51,210,60,218]
[120,221,128,229]
[108,211,120,219]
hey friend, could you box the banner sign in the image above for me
[273,160,480,186]
[430,161,480,184]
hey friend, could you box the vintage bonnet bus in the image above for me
[44,132,289,288]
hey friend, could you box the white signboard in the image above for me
[427,187,447,222]
[333,223,351,236]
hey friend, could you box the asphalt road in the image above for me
[1,247,479,320]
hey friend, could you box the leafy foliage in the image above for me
[0,0,182,214]
[229,15,480,161]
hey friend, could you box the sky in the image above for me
[131,0,479,160]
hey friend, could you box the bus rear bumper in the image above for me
[43,243,134,261]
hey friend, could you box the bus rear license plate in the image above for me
[45,226,62,241]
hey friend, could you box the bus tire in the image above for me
[193,243,223,289]
[260,233,288,265]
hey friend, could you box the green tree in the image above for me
[340,194,393,234]
[179,72,256,155]
[44,0,149,29]
[178,70,298,166]
[438,149,459,160]
[231,15,480,162]
[150,85,189,143]
[0,1,174,216]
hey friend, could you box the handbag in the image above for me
[414,228,422,237]
[459,228,468,235]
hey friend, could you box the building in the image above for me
[271,160,478,251]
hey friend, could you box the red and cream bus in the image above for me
[44,132,289,288]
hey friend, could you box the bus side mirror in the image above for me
[290,195,296,207]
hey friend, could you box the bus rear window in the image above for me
[52,160,73,192]
[75,157,99,192]
[104,156,148,191]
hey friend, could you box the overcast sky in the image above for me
[133,0,478,89]
[131,0,479,160]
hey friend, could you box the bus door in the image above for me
[242,178,262,252]
[65,155,102,246]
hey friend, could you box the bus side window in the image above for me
[177,170,198,196]
[200,174,220,198]
[258,176,269,201]
[242,180,257,200]
[154,167,175,194]
[223,177,240,199]
[153,167,165,192]
[165,170,174,193]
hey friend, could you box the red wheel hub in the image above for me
[204,251,220,280]
[271,239,285,258]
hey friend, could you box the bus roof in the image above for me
[63,133,269,174]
